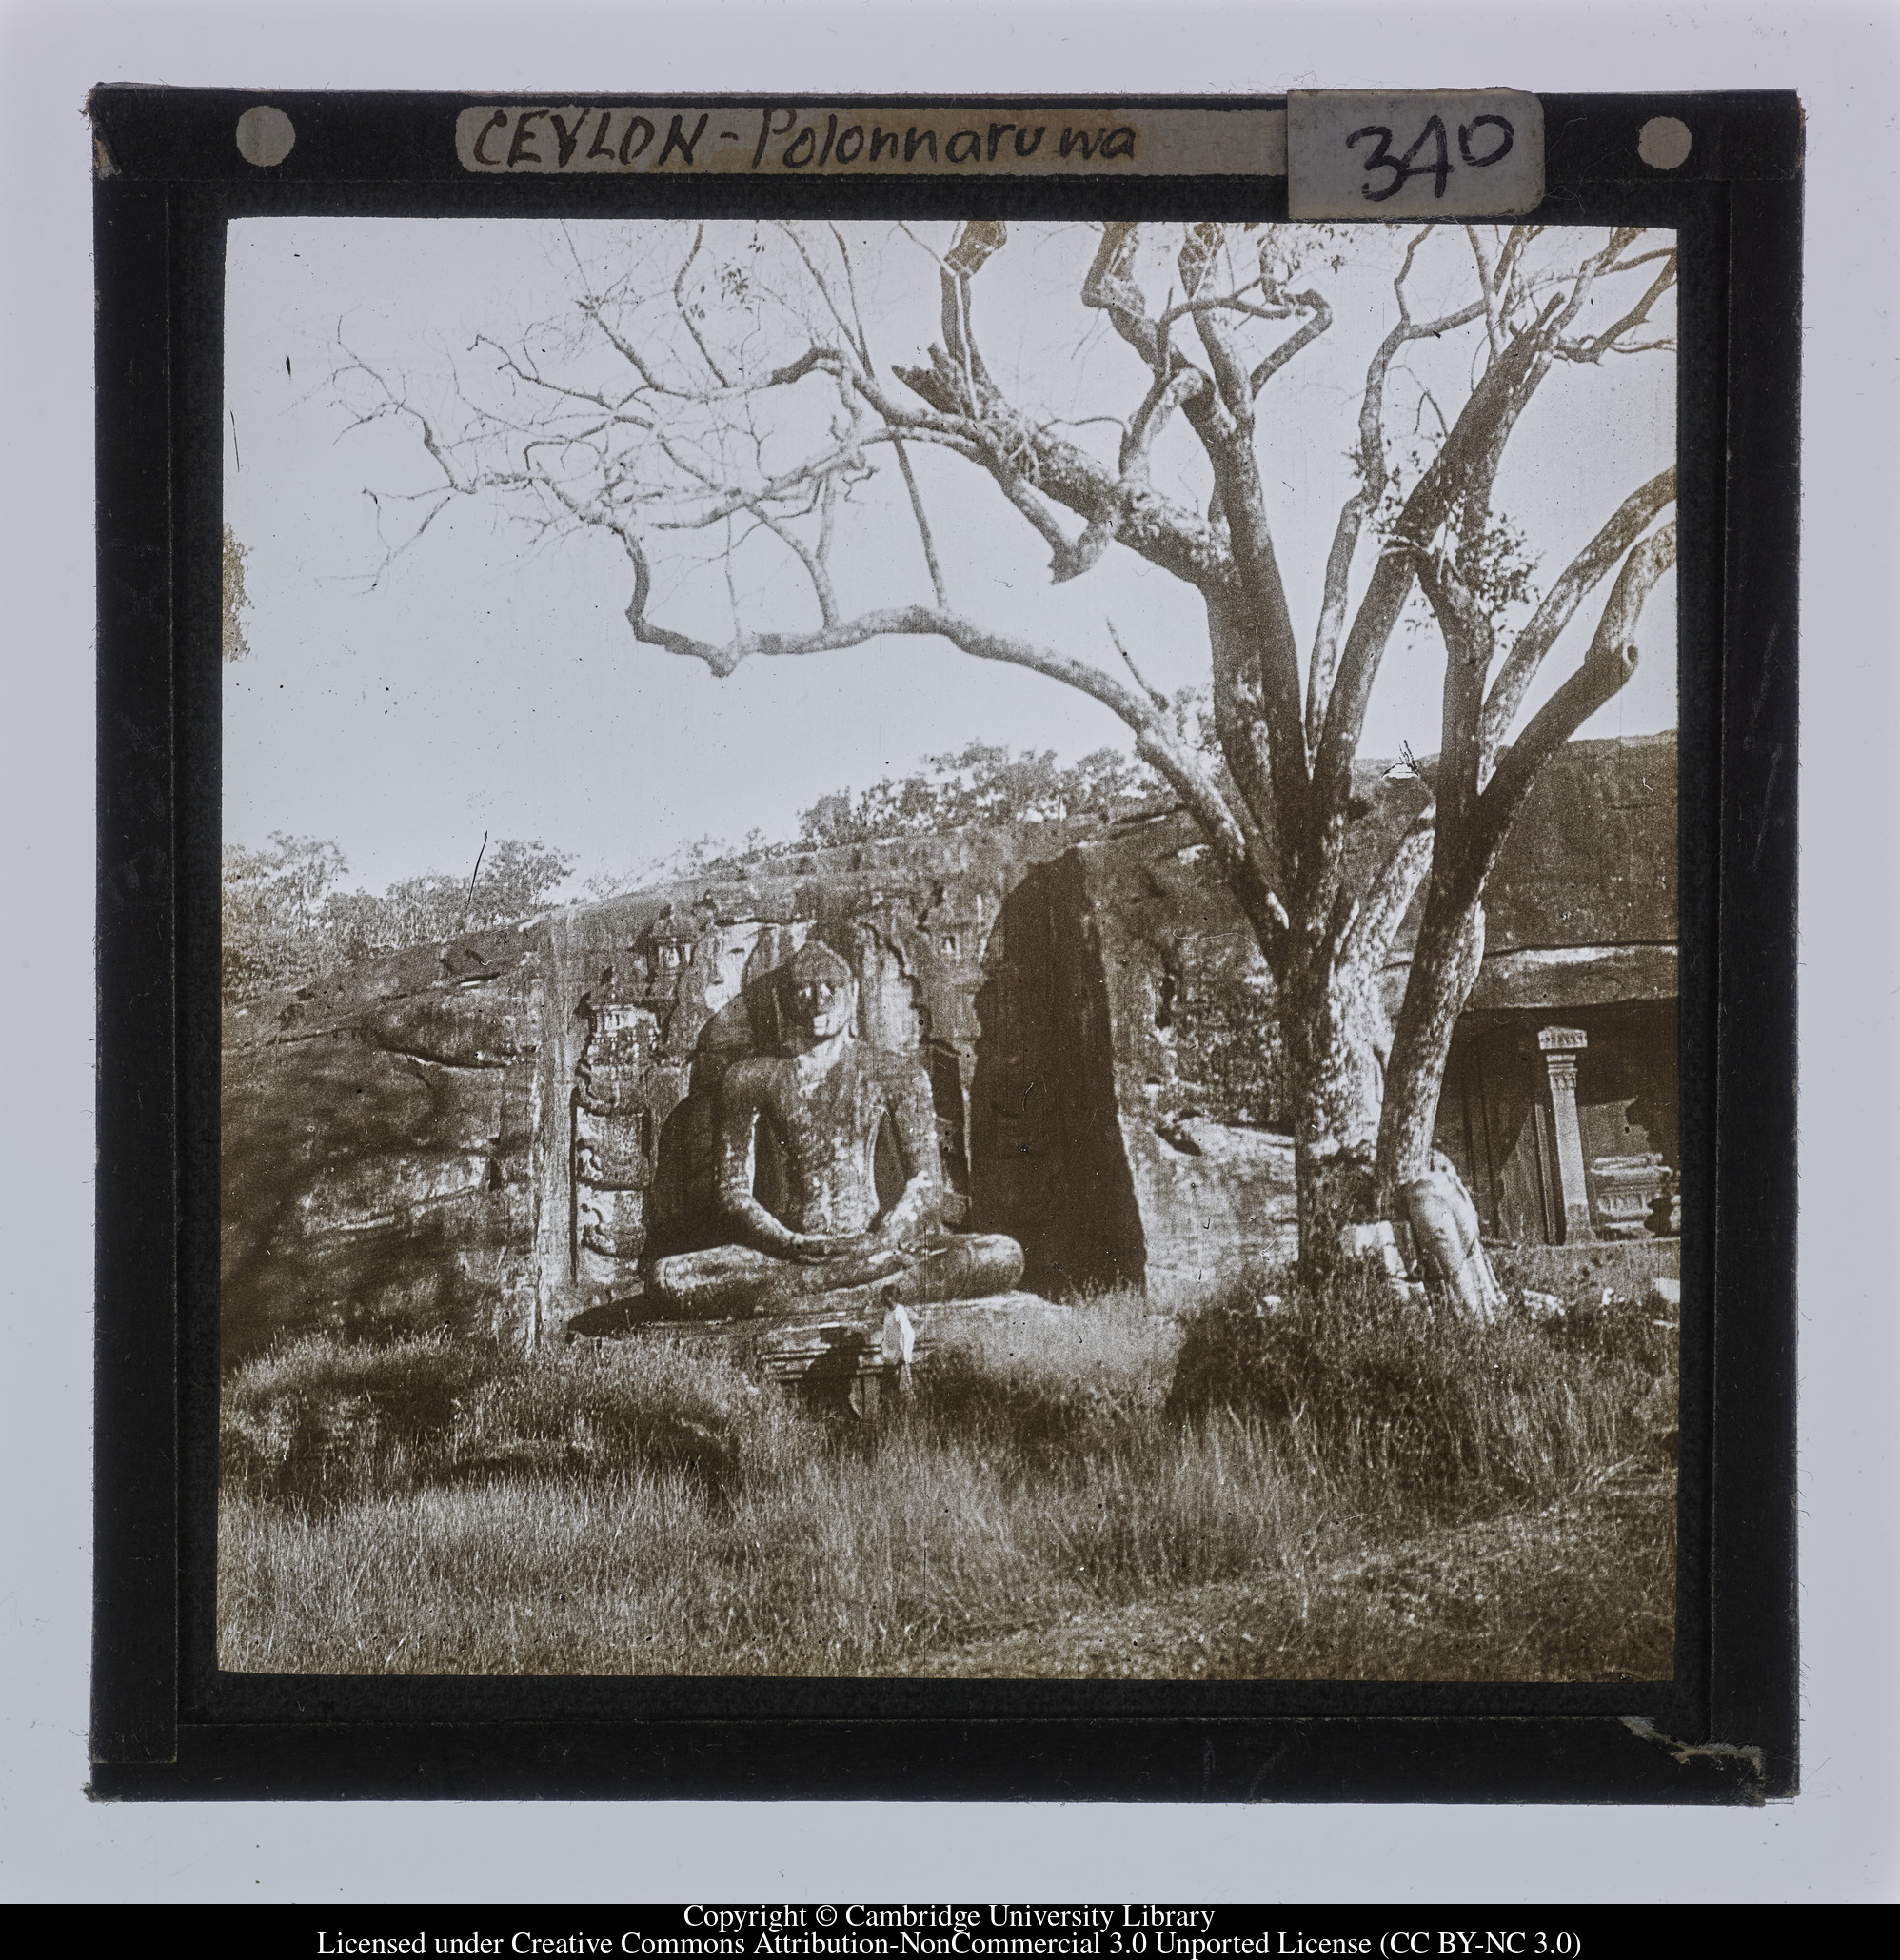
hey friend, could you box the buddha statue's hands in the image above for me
[784,1230,860,1263]
[783,1222,890,1254]
[779,1231,922,1293]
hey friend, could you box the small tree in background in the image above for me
[222,523,253,663]
[222,832,346,999]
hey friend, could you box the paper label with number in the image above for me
[1287,90,1544,218]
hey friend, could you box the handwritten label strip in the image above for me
[455,105,1288,178]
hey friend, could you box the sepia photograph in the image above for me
[216,210,1681,1684]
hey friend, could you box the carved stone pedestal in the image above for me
[1589,1151,1670,1239]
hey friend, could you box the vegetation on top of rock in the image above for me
[222,831,575,1001]
[794,742,1161,849]
[580,740,1178,898]
[223,742,1169,999]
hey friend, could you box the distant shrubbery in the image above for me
[222,833,575,1001]
[226,743,1171,1000]
[579,741,1178,897]
[222,524,253,663]
[793,742,1158,851]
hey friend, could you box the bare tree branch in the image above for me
[891,224,1235,593]
[1558,244,1677,362]
[751,504,839,626]
[619,569,1291,946]
[1247,290,1332,395]
[1107,620,1169,710]
[1303,230,1490,757]
[1465,520,1678,887]
[1338,800,1437,980]
[1479,466,1676,774]
[1466,226,1506,361]
[889,439,949,609]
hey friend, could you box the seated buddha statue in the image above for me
[645,940,1024,1319]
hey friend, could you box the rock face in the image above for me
[222,822,1104,1362]
[221,736,1678,1359]
[220,924,544,1367]
[969,827,1299,1297]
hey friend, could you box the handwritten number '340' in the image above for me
[1345,114,1514,202]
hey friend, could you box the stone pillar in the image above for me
[1536,1026,1594,1243]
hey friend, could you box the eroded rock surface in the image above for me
[221,738,1676,1357]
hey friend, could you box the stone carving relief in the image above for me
[1588,1151,1670,1239]
[566,920,711,1282]
[844,903,975,1205]
[572,1000,671,1264]
[565,906,969,1296]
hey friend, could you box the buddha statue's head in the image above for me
[779,940,857,1051]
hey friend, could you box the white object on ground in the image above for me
[1401,1158,1508,1322]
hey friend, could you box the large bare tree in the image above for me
[337,218,1676,1287]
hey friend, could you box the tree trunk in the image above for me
[1376,895,1508,1317]
[1277,949,1390,1284]
[1376,899,1483,1204]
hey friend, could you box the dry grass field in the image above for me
[217,1272,1677,1679]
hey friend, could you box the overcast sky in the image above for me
[224,217,1676,895]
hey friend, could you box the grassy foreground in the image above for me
[217,1274,1677,1677]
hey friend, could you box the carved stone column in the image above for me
[1536,1026,1595,1243]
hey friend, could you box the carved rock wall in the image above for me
[219,738,1677,1358]
[221,822,1101,1360]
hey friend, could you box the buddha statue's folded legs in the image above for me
[649,941,1027,1320]
[648,1229,1025,1320]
